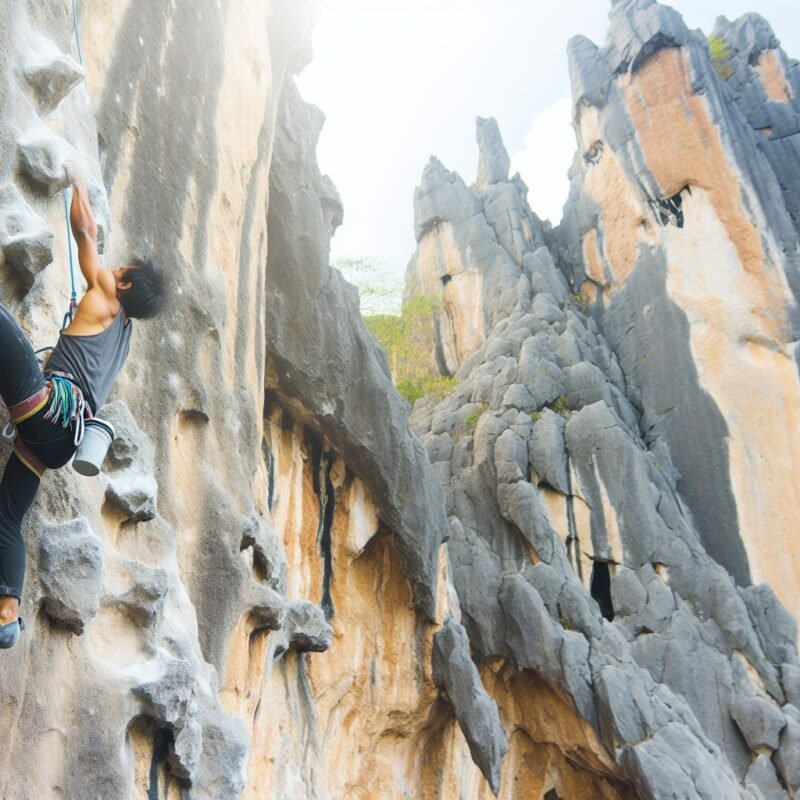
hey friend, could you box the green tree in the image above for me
[365,293,457,404]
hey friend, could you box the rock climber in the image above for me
[0,165,165,649]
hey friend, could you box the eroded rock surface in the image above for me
[403,1,800,797]
[1,0,800,799]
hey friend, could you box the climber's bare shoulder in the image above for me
[62,283,121,337]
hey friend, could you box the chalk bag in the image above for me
[72,418,115,477]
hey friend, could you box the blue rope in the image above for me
[62,189,78,331]
[62,1,82,330]
[71,0,83,66]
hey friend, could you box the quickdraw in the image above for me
[43,375,91,447]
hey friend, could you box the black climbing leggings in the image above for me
[0,304,75,600]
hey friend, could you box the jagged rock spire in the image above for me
[475,116,511,190]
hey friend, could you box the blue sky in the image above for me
[297,0,800,278]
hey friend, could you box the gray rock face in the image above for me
[3,0,800,798]
[17,133,73,194]
[23,48,84,114]
[0,182,53,286]
[745,755,789,800]
[404,3,800,795]
[102,399,158,522]
[38,517,104,634]
[731,696,786,751]
[265,79,449,620]
[475,117,511,189]
[432,616,508,794]
[0,3,338,799]
[283,599,332,653]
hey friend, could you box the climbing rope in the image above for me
[61,189,78,331]
[61,0,83,330]
[71,0,83,66]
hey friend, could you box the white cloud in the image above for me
[510,97,576,225]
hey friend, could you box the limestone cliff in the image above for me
[2,0,800,799]
[406,1,800,798]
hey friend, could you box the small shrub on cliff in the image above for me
[708,35,734,80]
[550,395,570,417]
[569,292,590,312]
[396,375,458,405]
[464,405,486,434]
[365,293,456,405]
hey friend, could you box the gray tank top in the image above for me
[47,310,133,414]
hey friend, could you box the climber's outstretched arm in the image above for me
[68,177,106,292]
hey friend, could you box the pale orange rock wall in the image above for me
[756,49,793,104]
[218,409,634,799]
[414,222,486,373]
[577,47,800,616]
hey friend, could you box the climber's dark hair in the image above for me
[119,257,165,320]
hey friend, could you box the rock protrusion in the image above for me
[432,615,508,795]
[17,134,75,194]
[38,517,104,634]
[24,51,84,114]
[102,400,158,522]
[283,599,332,652]
[0,182,54,284]
[475,116,511,190]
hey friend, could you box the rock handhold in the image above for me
[38,517,104,634]
[774,714,800,791]
[744,754,790,800]
[133,650,196,727]
[731,695,786,751]
[191,711,249,800]
[244,583,285,632]
[109,557,169,626]
[17,134,75,194]
[0,182,54,283]
[101,400,158,522]
[284,599,332,653]
[24,51,84,114]
[239,515,288,593]
[432,616,508,795]
[170,718,203,781]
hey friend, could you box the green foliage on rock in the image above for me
[569,291,590,312]
[365,293,457,405]
[708,35,734,80]
[551,395,570,417]
[464,405,486,433]
[396,375,458,405]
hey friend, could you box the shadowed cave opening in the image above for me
[127,717,184,800]
[148,729,170,800]
[590,561,615,621]
[655,188,688,228]
[311,433,335,620]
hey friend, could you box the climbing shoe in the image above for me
[0,616,23,649]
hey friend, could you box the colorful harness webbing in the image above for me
[7,385,50,425]
[13,439,46,479]
[43,374,90,446]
